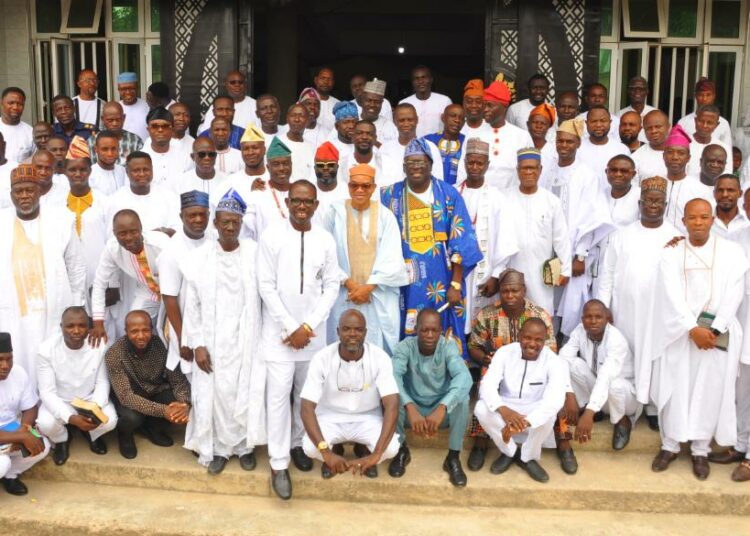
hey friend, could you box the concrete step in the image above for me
[27,433,750,516]
[5,480,749,536]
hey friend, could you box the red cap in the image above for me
[483,80,511,105]
[315,141,339,162]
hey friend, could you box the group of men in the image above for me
[1,63,750,503]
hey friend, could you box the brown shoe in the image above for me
[708,448,746,465]
[692,456,710,480]
[731,460,750,482]
[651,450,678,472]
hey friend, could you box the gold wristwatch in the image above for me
[317,441,329,452]
[450,281,461,291]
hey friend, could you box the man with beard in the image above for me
[87,101,144,165]
[228,125,268,202]
[314,67,339,133]
[198,71,257,132]
[279,104,315,180]
[506,74,550,130]
[633,110,670,181]
[576,83,619,140]
[326,101,357,158]
[695,145,729,201]
[577,106,630,188]
[380,104,442,185]
[424,104,466,185]
[712,173,747,239]
[89,130,127,195]
[299,88,331,148]
[197,96,246,150]
[142,107,193,189]
[0,87,34,162]
[619,111,643,152]
[73,69,105,128]
[688,105,732,177]
[168,102,194,155]
[337,120,384,186]
[32,122,53,151]
[400,66,452,138]
[461,79,486,136]
[310,141,347,225]
[357,80,397,145]
[254,94,288,146]
[209,117,244,175]
[117,72,149,141]
[51,95,96,145]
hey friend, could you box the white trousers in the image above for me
[567,360,640,424]
[301,417,400,463]
[474,399,555,462]
[0,437,50,479]
[266,360,310,471]
[36,402,119,443]
[735,363,750,458]
[661,436,711,457]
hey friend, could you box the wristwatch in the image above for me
[575,254,586,262]
[317,441,329,452]
[450,281,461,291]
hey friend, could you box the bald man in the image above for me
[632,110,670,182]
[198,71,257,132]
[619,111,643,153]
[88,101,144,165]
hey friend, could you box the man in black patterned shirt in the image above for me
[105,310,191,459]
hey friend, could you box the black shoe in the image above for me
[272,469,292,500]
[443,456,467,487]
[141,424,173,447]
[290,446,313,472]
[353,443,378,478]
[593,411,605,422]
[239,452,256,471]
[516,458,549,483]
[388,444,411,478]
[467,445,487,471]
[612,423,631,451]
[53,441,70,465]
[557,448,578,474]
[88,436,107,455]
[489,453,514,475]
[118,431,137,459]
[321,462,334,479]
[646,415,660,432]
[207,456,229,475]
[1,477,28,496]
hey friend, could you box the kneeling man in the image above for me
[474,319,567,482]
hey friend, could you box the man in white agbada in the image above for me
[399,66,453,138]
[325,100,357,159]
[209,117,244,175]
[0,164,86,386]
[559,300,639,452]
[506,74,550,130]
[173,136,230,214]
[687,106,733,178]
[279,104,315,181]
[300,310,400,479]
[257,180,340,500]
[596,176,679,430]
[474,319,567,483]
[647,198,748,480]
[677,78,733,147]
[336,120,386,187]
[712,174,749,240]
[36,307,118,466]
[576,106,630,189]
[197,71,257,133]
[89,131,127,195]
[505,148,571,314]
[117,72,150,142]
[228,124,269,204]
[0,88,34,163]
[313,67,339,133]
[299,88,332,148]
[358,79,398,145]
[456,138,519,326]
[632,110,670,182]
[575,83,620,141]
[158,191,210,379]
[322,163,408,353]
[310,141,348,227]
[540,119,614,335]
[182,189,265,475]
[142,107,194,190]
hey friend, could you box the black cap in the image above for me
[0,333,12,354]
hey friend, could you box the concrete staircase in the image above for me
[5,423,749,535]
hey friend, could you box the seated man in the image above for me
[36,307,118,465]
[301,310,400,482]
[474,318,567,483]
[105,310,191,459]
[559,299,639,454]
[0,332,50,495]
[390,309,472,487]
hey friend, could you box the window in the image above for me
[666,0,703,42]
[600,0,620,42]
[706,0,746,43]
[60,0,104,34]
[622,0,666,38]
[35,0,62,35]
[111,0,140,33]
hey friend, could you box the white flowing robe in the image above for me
[106,186,180,235]
[182,240,266,465]
[577,137,632,190]
[632,144,667,183]
[664,176,714,234]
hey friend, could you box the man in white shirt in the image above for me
[474,318,567,482]
[617,76,657,121]
[168,102,195,155]
[399,66,452,138]
[299,87,331,148]
[36,306,118,465]
[301,310,400,481]
[379,104,442,185]
[688,105,733,177]
[175,136,230,212]
[461,79,487,136]
[198,71,257,133]
[351,74,393,121]
[358,79,397,145]
[143,107,193,189]
[314,67,340,133]
[279,104,315,180]
[506,74,550,130]
[632,110,670,181]
[326,101,357,158]
[678,78,733,147]
[254,94,289,143]
[228,125,268,203]
[73,69,105,129]
[117,72,150,141]
[310,141,347,224]
[337,120,384,186]
[0,87,33,163]
[618,111,643,153]
[89,131,127,195]
[713,174,748,239]
[209,117,244,175]
[577,106,631,188]
[576,83,619,140]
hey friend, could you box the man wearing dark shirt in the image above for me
[104,310,191,459]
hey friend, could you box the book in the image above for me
[0,421,41,457]
[696,311,729,352]
[71,398,108,426]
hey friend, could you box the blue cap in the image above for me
[180,190,209,210]
[117,72,137,84]
[333,101,358,122]
[404,138,433,162]
[216,188,247,216]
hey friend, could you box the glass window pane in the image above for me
[626,0,660,33]
[711,0,742,39]
[151,44,162,82]
[55,43,72,96]
[668,0,698,38]
[708,51,737,123]
[112,0,139,33]
[598,49,612,92]
[36,0,62,33]
[151,2,160,33]
[118,43,141,78]
[601,0,613,36]
[620,48,644,109]
[67,0,99,28]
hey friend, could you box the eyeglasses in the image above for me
[641,198,665,207]
[195,151,217,159]
[336,359,365,392]
[348,182,374,191]
[405,160,428,168]
[289,198,315,207]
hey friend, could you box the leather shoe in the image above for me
[207,456,229,475]
[646,415,660,432]
[353,443,377,478]
[467,445,487,471]
[557,448,578,474]
[731,460,750,482]
[89,436,107,455]
[272,469,292,500]
[118,431,137,459]
[612,422,631,451]
[290,446,313,472]
[651,450,678,472]
[489,453,514,475]
[53,441,70,465]
[321,462,334,479]
[141,424,173,447]
[593,411,605,422]
[2,477,28,496]
[239,452,256,471]
[443,456,467,487]
[388,445,411,478]
[708,448,746,465]
[692,455,710,480]
[516,458,549,483]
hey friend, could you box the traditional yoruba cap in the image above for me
[240,123,265,144]
[517,148,542,162]
[558,119,585,138]
[464,79,484,98]
[349,164,376,180]
[180,190,210,210]
[640,176,668,194]
[266,136,292,160]
[665,125,691,148]
[465,137,489,156]
[298,87,320,102]
[0,332,11,354]
[483,80,511,105]
[315,141,339,162]
[695,77,716,93]
[216,188,247,215]
[529,103,556,125]
[364,79,386,96]
[10,163,39,185]
[66,135,91,160]
[333,101,358,122]
[404,138,433,162]
[117,72,137,84]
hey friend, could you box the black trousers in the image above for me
[111,389,177,436]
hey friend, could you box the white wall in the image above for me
[0,0,34,122]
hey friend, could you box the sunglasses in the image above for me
[314,162,337,168]
[348,182,374,191]
[195,151,217,159]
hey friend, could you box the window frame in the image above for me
[622,0,667,39]
[704,0,747,44]
[600,0,621,43]
[60,0,105,35]
[107,0,145,37]
[661,0,705,45]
